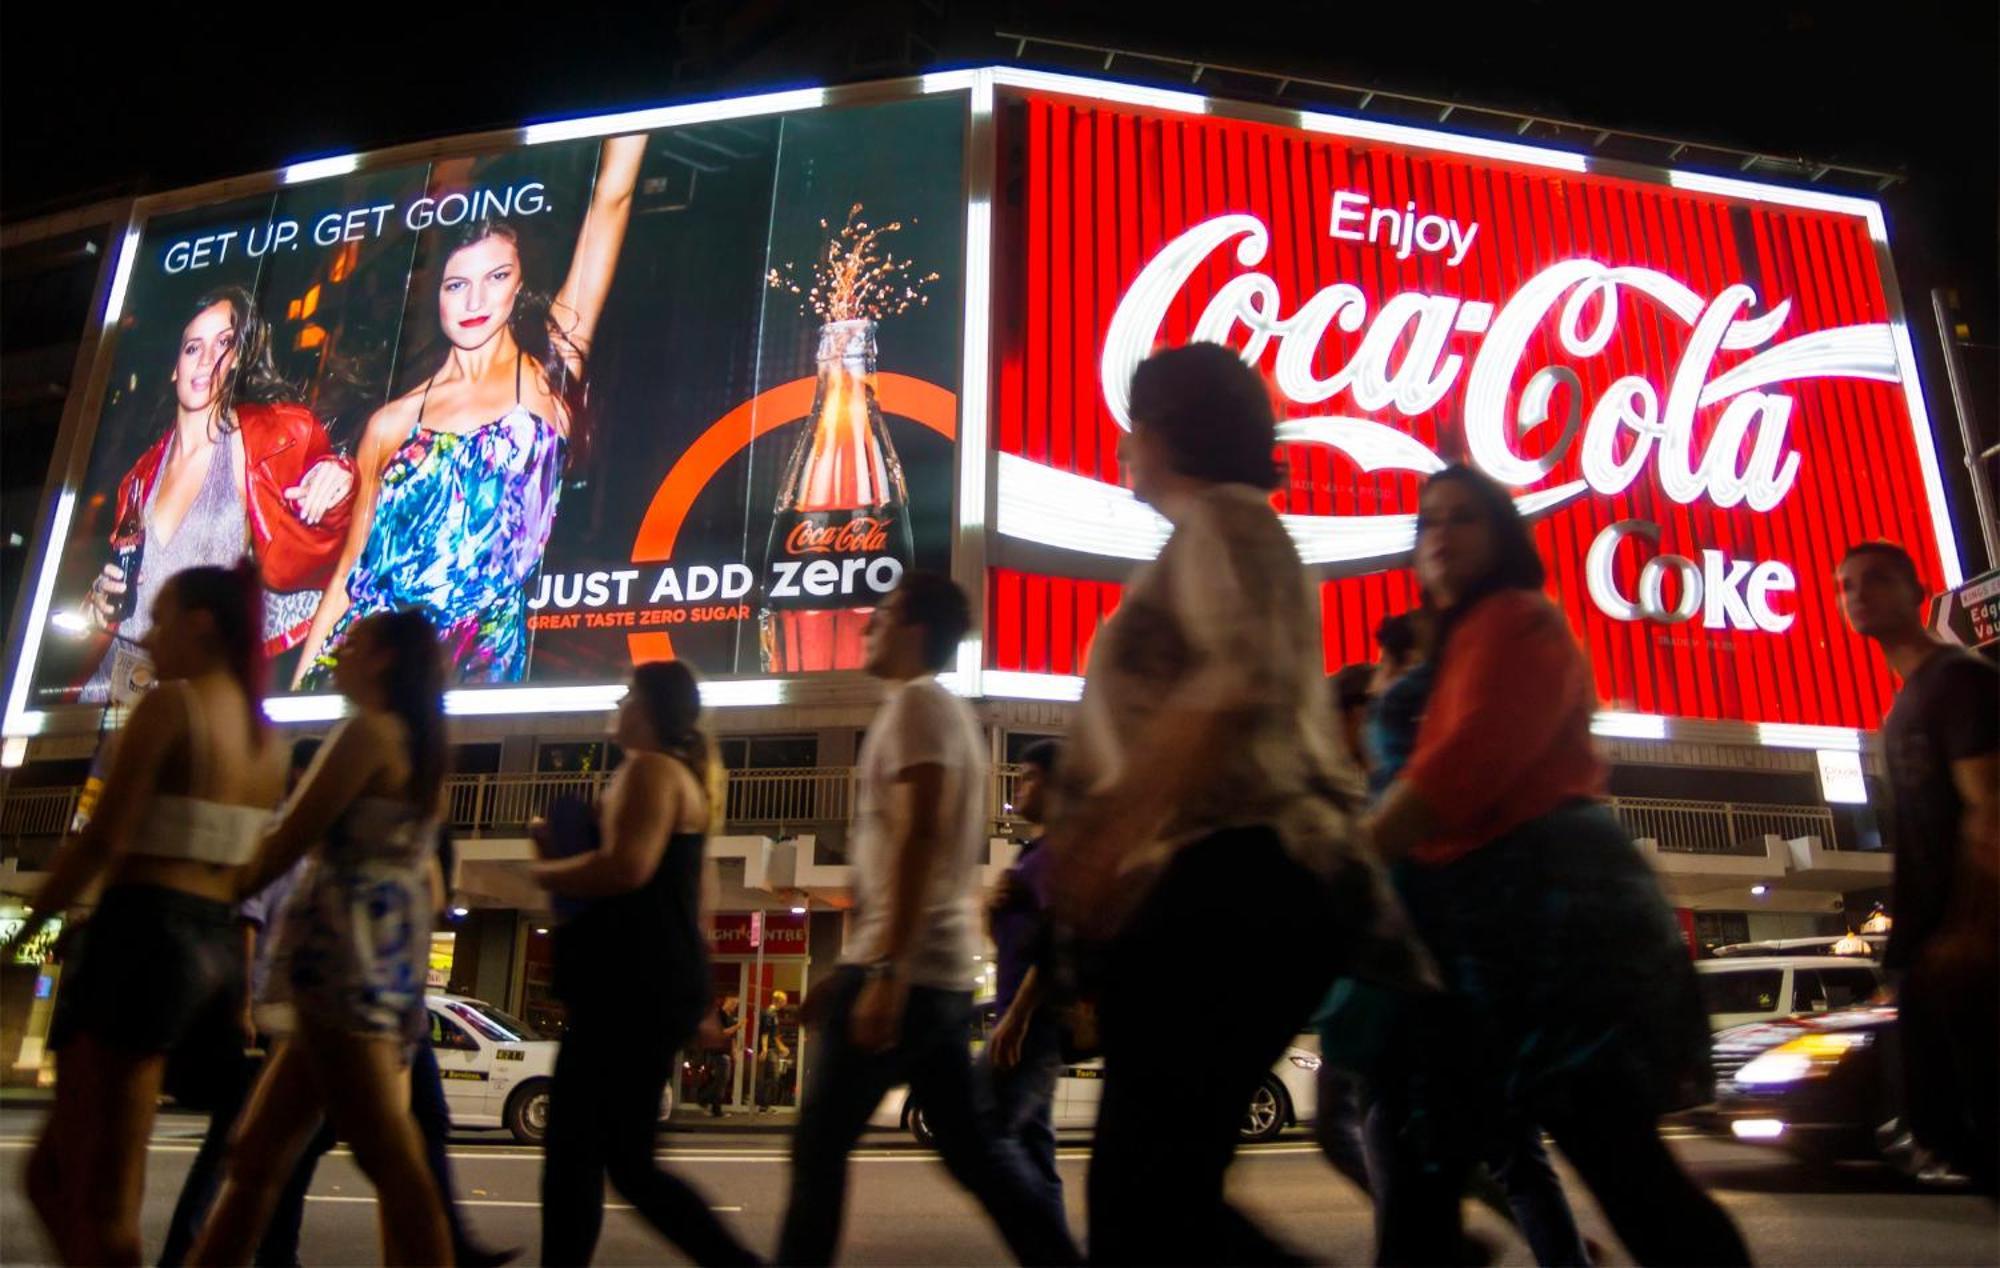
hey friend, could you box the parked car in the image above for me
[1690,1004,1898,1165]
[1694,956,1884,1030]
[426,993,674,1144]
[1711,935,1885,960]
[870,1045,1322,1146]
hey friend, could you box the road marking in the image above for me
[304,1196,743,1212]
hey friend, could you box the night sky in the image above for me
[3,0,1992,329]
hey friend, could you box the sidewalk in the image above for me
[4,1085,800,1134]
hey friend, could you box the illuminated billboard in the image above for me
[984,88,1958,732]
[17,94,965,710]
[1,69,1960,741]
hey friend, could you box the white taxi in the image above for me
[871,1045,1321,1145]
[426,993,676,1144]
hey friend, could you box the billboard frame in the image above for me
[0,66,1961,753]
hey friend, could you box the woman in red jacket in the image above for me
[82,286,353,701]
[1367,465,1749,1266]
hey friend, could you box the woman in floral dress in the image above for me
[293,135,643,687]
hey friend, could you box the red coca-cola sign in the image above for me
[784,516,896,556]
[985,92,1958,730]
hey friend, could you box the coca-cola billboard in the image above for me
[985,91,1957,730]
[0,69,1964,738]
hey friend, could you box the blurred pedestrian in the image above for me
[1837,540,1997,1195]
[157,739,319,1268]
[531,661,758,1266]
[253,824,518,1267]
[778,573,1081,1266]
[9,563,287,1266]
[756,990,794,1110]
[983,738,1066,1209]
[1363,612,1432,797]
[190,610,453,1266]
[1367,465,1748,1265]
[702,994,743,1116]
[1045,345,1430,1266]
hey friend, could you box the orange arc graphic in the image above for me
[626,372,959,666]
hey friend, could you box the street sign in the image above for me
[1930,568,2000,650]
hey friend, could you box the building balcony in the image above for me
[1,778,1884,906]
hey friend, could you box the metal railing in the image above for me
[0,778,1847,857]
[0,787,80,848]
[1608,796,1839,856]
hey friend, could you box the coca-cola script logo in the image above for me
[784,516,895,556]
[997,211,1902,574]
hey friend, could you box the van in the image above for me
[1693,956,1885,1031]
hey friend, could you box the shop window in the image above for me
[719,735,818,770]
[1004,731,1060,765]
[1693,911,1750,955]
[537,741,608,775]
[452,744,501,774]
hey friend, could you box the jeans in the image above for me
[541,1006,755,1266]
[700,1051,733,1113]
[778,967,1081,1266]
[978,1011,1065,1207]
[1088,828,1342,1266]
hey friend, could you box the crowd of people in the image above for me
[4,344,1993,1266]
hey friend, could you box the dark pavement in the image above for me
[0,1107,1993,1265]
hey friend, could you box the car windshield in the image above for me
[444,999,549,1042]
[1699,969,1784,1016]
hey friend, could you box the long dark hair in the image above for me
[362,610,447,812]
[628,661,721,829]
[426,218,591,465]
[169,285,298,436]
[166,561,267,748]
[1419,465,1548,663]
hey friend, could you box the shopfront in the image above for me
[686,911,811,1112]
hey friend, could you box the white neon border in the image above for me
[951,70,998,694]
[1297,109,1586,174]
[257,679,793,724]
[988,67,1208,116]
[0,68,1962,743]
[282,154,362,185]
[520,86,829,146]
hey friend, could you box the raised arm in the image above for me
[290,403,407,687]
[533,753,677,898]
[548,133,645,372]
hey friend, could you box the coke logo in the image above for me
[785,516,894,556]
[1065,213,1903,569]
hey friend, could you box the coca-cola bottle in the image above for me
[104,496,145,626]
[759,318,914,672]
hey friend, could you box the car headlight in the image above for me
[1287,1053,1321,1072]
[1734,1032,1872,1086]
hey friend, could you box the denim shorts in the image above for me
[49,883,244,1057]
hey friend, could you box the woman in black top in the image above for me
[531,662,758,1266]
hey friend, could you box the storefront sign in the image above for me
[1815,748,1869,805]
[987,91,1955,730]
[1929,568,2000,650]
[710,911,808,956]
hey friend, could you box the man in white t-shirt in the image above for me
[778,573,1079,1266]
